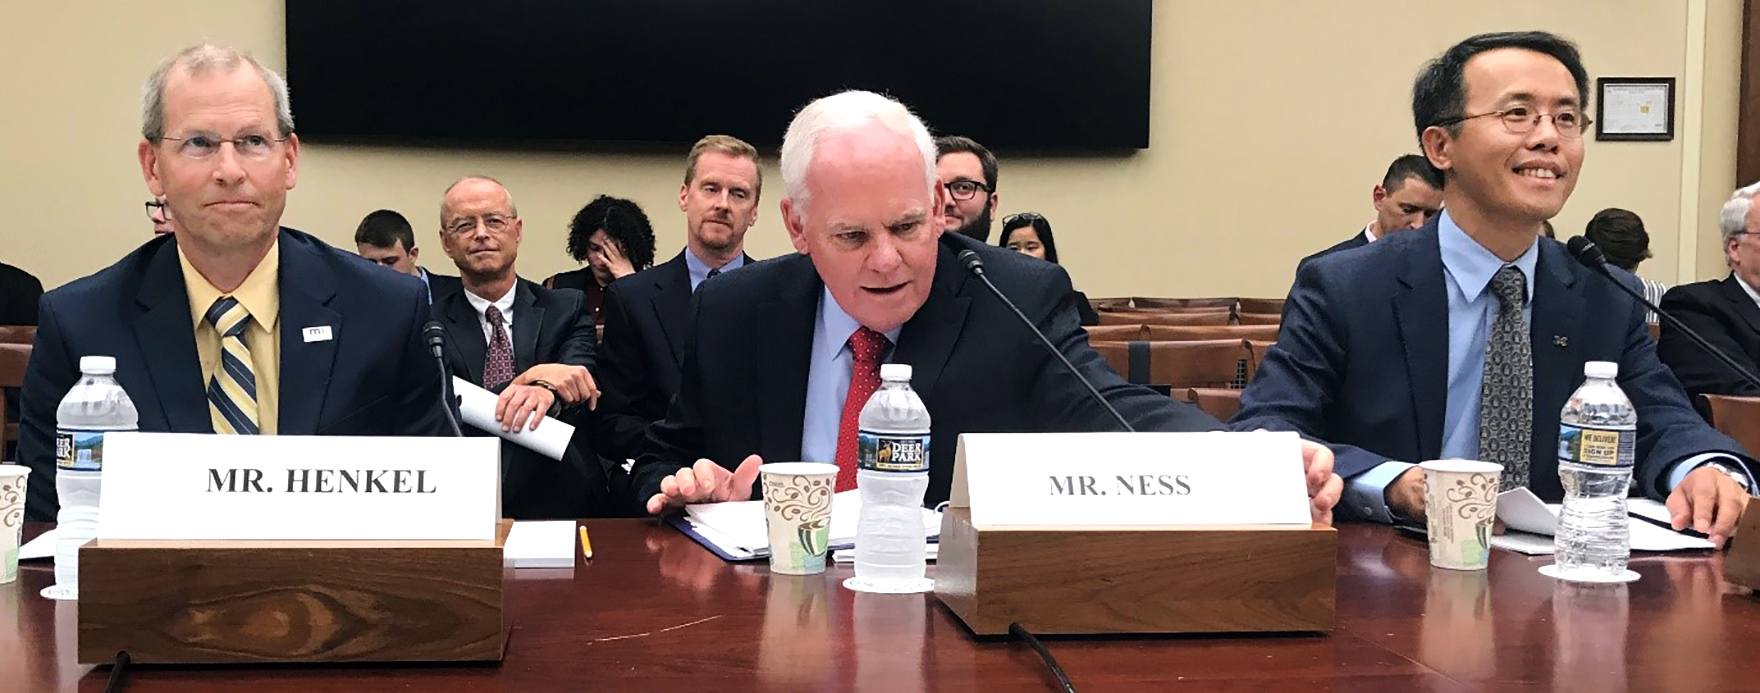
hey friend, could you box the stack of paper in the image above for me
[1491,488,1715,555]
[502,520,577,568]
[675,490,941,561]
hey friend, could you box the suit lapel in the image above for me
[892,244,971,406]
[512,281,542,372]
[756,258,820,462]
[1391,229,1449,459]
[652,254,692,364]
[131,241,211,433]
[1530,246,1584,432]
[442,289,487,385]
[1720,274,1760,338]
[276,232,341,435]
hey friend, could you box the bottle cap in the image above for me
[879,363,913,381]
[1583,361,1618,379]
[79,355,117,375]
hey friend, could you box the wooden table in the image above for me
[4,521,1757,691]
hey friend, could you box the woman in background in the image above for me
[545,195,658,327]
[1584,207,1666,325]
[998,212,1098,326]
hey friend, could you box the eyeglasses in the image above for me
[144,200,169,222]
[1435,106,1593,140]
[1003,212,1044,226]
[159,132,290,161]
[943,179,992,201]
[444,214,516,236]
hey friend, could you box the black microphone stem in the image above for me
[1595,264,1760,391]
[960,250,1135,433]
[425,321,465,437]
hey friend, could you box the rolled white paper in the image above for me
[452,376,575,461]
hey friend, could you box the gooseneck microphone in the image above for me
[1566,236,1760,391]
[957,249,1135,432]
[424,320,465,437]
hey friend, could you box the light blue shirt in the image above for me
[1345,211,1739,522]
[417,266,433,303]
[800,287,902,464]
[685,248,746,292]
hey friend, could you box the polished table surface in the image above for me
[4,521,1759,692]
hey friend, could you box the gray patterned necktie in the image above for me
[1480,266,1532,491]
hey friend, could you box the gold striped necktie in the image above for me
[204,296,260,435]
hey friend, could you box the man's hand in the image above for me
[646,455,763,515]
[1302,440,1343,526]
[603,238,636,280]
[514,363,600,410]
[494,383,555,432]
[1667,465,1751,548]
[1387,467,1427,522]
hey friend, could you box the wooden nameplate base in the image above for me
[77,520,513,664]
[1723,505,1760,591]
[934,508,1335,635]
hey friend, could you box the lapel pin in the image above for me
[303,325,334,343]
[1553,335,1568,348]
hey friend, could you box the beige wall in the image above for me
[0,1,1745,296]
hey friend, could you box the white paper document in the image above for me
[454,376,574,460]
[503,520,576,568]
[682,490,940,560]
[18,529,55,560]
[1490,487,1715,555]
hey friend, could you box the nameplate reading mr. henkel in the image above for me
[97,432,500,541]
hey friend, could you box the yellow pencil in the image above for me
[578,525,593,560]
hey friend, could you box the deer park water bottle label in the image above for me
[54,430,107,472]
[857,431,929,472]
[1557,424,1635,468]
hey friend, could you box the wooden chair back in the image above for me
[1091,339,1249,390]
[1083,324,1149,342]
[1700,394,1760,457]
[1143,324,1280,342]
[1096,310,1232,327]
[1184,387,1243,423]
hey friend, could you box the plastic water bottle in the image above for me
[845,363,934,594]
[1550,361,1635,583]
[45,356,138,600]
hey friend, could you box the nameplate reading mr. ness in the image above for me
[97,432,501,541]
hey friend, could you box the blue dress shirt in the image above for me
[1344,211,1737,522]
[685,249,746,292]
[800,287,903,464]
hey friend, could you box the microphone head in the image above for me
[423,320,446,347]
[1565,236,1607,270]
[957,249,985,275]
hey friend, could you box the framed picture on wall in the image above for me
[1595,77,1675,141]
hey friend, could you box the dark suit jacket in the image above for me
[1658,275,1760,406]
[0,261,43,326]
[432,278,610,519]
[592,250,751,463]
[20,229,450,520]
[1294,229,1370,276]
[1234,220,1745,504]
[630,233,1224,508]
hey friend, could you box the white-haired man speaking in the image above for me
[632,90,1343,521]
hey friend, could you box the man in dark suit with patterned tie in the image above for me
[1235,31,1751,546]
[1296,154,1444,274]
[19,43,450,520]
[429,176,612,519]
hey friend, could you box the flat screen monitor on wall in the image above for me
[285,1,1153,149]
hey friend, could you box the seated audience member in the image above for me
[354,208,446,301]
[935,135,1000,243]
[1298,154,1443,271]
[147,196,174,235]
[430,176,613,519]
[20,43,451,520]
[594,136,762,466]
[0,261,42,326]
[999,212,1099,326]
[1584,207,1665,323]
[632,90,1342,522]
[543,195,658,327]
[1659,183,1760,404]
[1234,31,1749,545]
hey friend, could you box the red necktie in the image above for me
[834,327,890,491]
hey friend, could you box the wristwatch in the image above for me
[1705,461,1753,493]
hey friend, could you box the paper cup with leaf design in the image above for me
[0,465,29,584]
[760,463,839,575]
[1420,460,1503,571]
